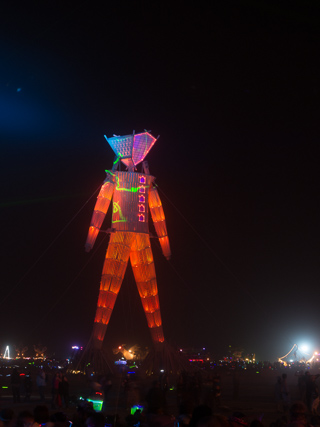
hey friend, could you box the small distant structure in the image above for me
[34,344,47,360]
[3,346,10,359]
[278,343,316,365]
[14,344,28,359]
[113,344,149,361]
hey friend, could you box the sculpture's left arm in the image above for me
[148,185,171,260]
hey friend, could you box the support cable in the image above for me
[0,183,102,307]
[23,233,109,342]
[155,184,262,309]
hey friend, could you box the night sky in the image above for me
[1,2,320,361]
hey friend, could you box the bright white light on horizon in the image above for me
[300,344,310,353]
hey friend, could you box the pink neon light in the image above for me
[132,132,157,165]
[139,195,145,203]
[139,204,145,212]
[106,132,157,167]
[139,186,145,193]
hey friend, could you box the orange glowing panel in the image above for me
[141,295,160,312]
[95,182,114,213]
[135,278,158,298]
[159,236,171,260]
[97,290,117,309]
[150,327,164,343]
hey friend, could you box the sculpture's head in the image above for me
[104,131,158,170]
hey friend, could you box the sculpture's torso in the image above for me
[112,171,154,233]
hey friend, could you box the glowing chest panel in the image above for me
[112,171,154,233]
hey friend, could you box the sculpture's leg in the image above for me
[92,232,132,349]
[130,233,164,344]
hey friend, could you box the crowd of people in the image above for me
[1,368,320,427]
[8,369,69,410]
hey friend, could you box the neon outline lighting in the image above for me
[139,195,145,203]
[115,175,140,193]
[138,214,145,222]
[113,202,127,223]
[105,132,157,167]
[139,204,145,213]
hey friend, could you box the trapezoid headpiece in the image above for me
[104,131,157,168]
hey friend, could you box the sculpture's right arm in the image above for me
[85,179,115,252]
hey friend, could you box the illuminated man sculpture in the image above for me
[85,131,171,351]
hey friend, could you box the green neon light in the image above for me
[114,175,141,193]
[120,187,139,192]
[113,202,127,223]
[88,399,103,404]
[87,399,103,411]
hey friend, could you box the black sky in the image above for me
[1,1,320,361]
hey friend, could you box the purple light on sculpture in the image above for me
[132,132,157,165]
[105,132,157,168]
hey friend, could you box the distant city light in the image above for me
[72,346,79,350]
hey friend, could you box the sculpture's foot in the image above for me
[141,341,190,375]
[74,337,114,375]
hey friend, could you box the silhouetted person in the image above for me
[146,381,165,415]
[275,376,282,412]
[85,412,105,427]
[49,412,70,427]
[33,405,50,426]
[11,368,21,403]
[281,373,290,412]
[0,408,15,427]
[306,373,320,412]
[287,401,308,427]
[52,373,62,409]
[36,370,46,402]
[189,405,212,427]
[197,415,229,427]
[59,375,69,408]
[24,373,32,402]
[101,375,112,412]
[16,411,34,427]
[297,372,307,402]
